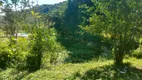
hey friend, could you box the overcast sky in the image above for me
[0,0,67,16]
[34,0,66,5]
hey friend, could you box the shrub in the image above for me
[27,27,64,71]
[0,37,29,70]
[0,39,11,69]
[132,45,142,58]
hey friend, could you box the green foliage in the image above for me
[27,27,63,71]
[0,1,3,6]
[0,58,141,80]
[82,63,142,80]
[26,10,65,71]
[132,45,142,58]
[83,0,142,64]
[1,0,142,79]
[0,39,10,69]
[0,68,27,80]
[13,38,29,70]
[0,37,29,70]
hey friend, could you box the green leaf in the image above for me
[31,11,35,16]
[0,1,3,6]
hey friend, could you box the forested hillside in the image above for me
[0,0,142,80]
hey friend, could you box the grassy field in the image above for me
[0,33,142,80]
[0,57,142,80]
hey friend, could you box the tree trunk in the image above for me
[37,53,42,70]
[114,48,124,65]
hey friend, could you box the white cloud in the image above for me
[33,0,67,5]
[0,13,5,16]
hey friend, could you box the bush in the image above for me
[0,37,29,70]
[132,45,142,58]
[0,39,11,69]
[26,54,39,71]
[27,27,65,71]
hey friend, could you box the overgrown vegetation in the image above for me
[0,0,142,80]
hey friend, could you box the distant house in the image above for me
[0,6,5,16]
[14,33,29,37]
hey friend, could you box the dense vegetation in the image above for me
[0,0,142,80]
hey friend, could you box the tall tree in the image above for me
[84,0,142,65]
[63,0,79,35]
